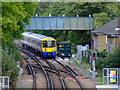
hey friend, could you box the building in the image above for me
[91,16,120,53]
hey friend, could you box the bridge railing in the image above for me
[24,16,94,30]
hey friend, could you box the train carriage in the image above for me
[21,32,57,58]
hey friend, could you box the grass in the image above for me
[96,77,103,85]
[69,59,73,61]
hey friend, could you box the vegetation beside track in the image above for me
[2,2,37,87]
[2,43,22,86]
[69,48,120,85]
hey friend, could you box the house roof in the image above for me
[91,16,120,35]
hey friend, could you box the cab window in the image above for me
[51,41,55,47]
[43,41,55,47]
[43,41,47,47]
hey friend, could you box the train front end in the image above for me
[42,37,57,58]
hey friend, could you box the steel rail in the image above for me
[33,57,54,90]
[43,59,69,90]
[47,72,54,90]
[32,58,50,89]
[54,59,85,90]
[21,47,84,89]
[27,64,33,75]
[23,57,36,90]
[66,65,78,76]
[32,65,71,74]
[21,47,53,89]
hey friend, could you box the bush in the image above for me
[97,49,108,58]
[86,49,108,58]
[2,50,20,85]
[2,42,22,86]
[105,49,120,68]
[96,48,120,71]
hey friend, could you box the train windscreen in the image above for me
[43,41,55,47]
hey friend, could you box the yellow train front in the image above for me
[41,37,57,58]
[21,32,57,58]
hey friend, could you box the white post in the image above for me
[2,77,4,88]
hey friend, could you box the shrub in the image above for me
[97,49,108,58]
[96,48,120,71]
[2,50,20,85]
[2,42,22,86]
[104,49,120,68]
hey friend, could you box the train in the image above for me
[21,32,57,58]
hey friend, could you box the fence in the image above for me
[103,68,119,85]
[0,76,9,89]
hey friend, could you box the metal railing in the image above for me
[0,76,9,89]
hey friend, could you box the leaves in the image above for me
[2,2,38,46]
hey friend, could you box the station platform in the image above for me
[96,85,119,90]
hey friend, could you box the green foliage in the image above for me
[2,2,38,47]
[37,2,106,17]
[105,49,120,68]
[94,2,120,29]
[68,31,91,45]
[97,49,108,58]
[95,57,106,70]
[2,48,20,85]
[85,49,108,58]
[2,42,22,86]
[96,49,120,70]
[81,57,89,64]
[85,49,93,54]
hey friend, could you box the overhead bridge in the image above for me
[24,16,94,30]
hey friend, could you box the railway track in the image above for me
[23,57,36,90]
[43,59,85,90]
[20,46,85,90]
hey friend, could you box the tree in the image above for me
[2,2,38,86]
[2,2,38,47]
[94,2,120,29]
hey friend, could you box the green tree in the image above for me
[94,2,120,29]
[2,2,38,47]
[68,30,90,45]
[2,2,38,86]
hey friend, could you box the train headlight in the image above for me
[43,49,46,51]
[53,49,55,51]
